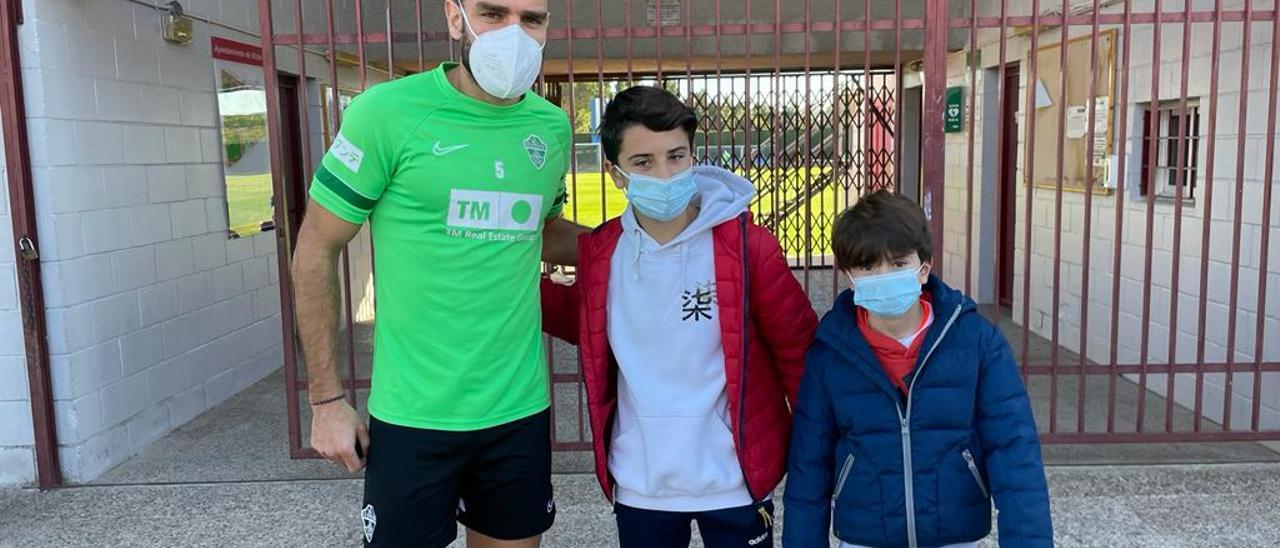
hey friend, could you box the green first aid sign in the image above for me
[945,86,964,133]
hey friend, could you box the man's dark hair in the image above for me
[832,190,933,270]
[599,86,698,165]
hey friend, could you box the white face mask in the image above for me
[456,3,546,100]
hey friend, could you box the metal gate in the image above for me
[257,0,1280,457]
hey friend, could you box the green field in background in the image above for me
[562,167,840,257]
[226,174,275,237]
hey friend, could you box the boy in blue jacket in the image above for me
[783,191,1052,548]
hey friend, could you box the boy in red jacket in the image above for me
[540,86,818,547]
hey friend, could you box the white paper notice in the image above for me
[1093,97,1110,132]
[1035,78,1053,109]
[1066,105,1088,139]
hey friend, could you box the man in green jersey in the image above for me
[291,1,586,546]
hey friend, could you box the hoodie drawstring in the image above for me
[632,227,643,282]
[679,242,689,287]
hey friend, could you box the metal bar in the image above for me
[298,361,1280,392]
[1,0,61,489]
[746,0,757,258]
[561,0,580,446]
[1019,0,1043,381]
[1136,0,1166,435]
[772,0,782,255]
[922,0,947,279]
[1077,0,1102,434]
[1047,0,1072,435]
[1106,0,1134,435]
[1025,362,1280,375]
[288,0,314,451]
[964,0,977,298]
[715,0,724,175]
[803,0,814,291]
[1251,6,1280,433]
[314,0,342,461]
[993,0,1008,328]
[683,0,693,104]
[355,0,367,88]
[893,0,902,194]
[344,0,368,406]
[1224,1,1255,431]
[862,0,871,196]
[598,0,608,226]
[1194,0,1226,433]
[294,0,312,181]
[1164,0,1196,433]
[416,0,424,71]
[258,0,306,459]
[964,11,1279,28]
[271,10,1280,47]
[385,0,395,80]
[1041,431,1280,444]
[829,0,842,298]
[324,0,341,147]
[626,0,634,81]
[654,0,663,81]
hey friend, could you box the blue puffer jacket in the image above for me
[783,276,1052,548]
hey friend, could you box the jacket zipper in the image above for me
[832,454,855,503]
[898,304,965,548]
[962,449,990,499]
[735,215,756,502]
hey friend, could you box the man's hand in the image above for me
[311,399,369,472]
[542,216,590,266]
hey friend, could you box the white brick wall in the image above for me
[11,0,310,484]
[0,86,36,485]
[952,0,1279,432]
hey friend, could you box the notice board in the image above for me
[1029,29,1118,193]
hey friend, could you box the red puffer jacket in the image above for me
[541,213,818,503]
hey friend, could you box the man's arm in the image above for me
[292,201,367,472]
[542,215,590,266]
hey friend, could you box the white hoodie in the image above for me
[606,166,757,512]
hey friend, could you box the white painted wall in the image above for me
[947,0,1280,431]
[2,0,387,484]
[16,0,285,482]
[0,101,37,486]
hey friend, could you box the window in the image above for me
[1140,101,1200,201]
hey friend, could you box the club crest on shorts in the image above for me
[523,134,547,170]
[361,504,377,543]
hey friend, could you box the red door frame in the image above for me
[998,63,1020,309]
[276,73,308,249]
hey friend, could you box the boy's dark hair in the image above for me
[832,190,933,270]
[599,86,698,165]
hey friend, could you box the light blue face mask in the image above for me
[848,265,925,318]
[617,166,698,222]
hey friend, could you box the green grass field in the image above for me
[562,168,840,257]
[226,174,275,237]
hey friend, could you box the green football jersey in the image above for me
[309,63,569,431]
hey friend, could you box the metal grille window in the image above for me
[1140,101,1201,201]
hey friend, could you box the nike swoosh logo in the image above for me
[432,142,470,155]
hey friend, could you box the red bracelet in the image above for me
[309,393,346,406]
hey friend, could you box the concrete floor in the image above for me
[5,464,1280,547]
[5,270,1279,546]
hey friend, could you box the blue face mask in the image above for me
[617,166,698,222]
[848,265,925,318]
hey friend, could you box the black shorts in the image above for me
[360,409,555,547]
